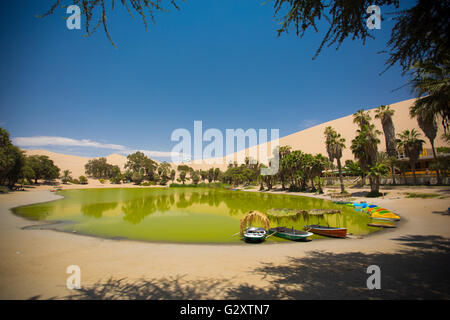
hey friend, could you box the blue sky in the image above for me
[0,0,416,160]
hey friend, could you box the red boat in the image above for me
[304,225,347,238]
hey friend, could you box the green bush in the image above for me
[79,176,88,184]
[99,179,106,184]
[110,176,122,184]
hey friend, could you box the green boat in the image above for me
[268,227,313,241]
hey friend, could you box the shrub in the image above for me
[99,179,106,184]
[79,176,88,184]
[0,186,9,194]
[132,172,144,185]
[110,176,122,184]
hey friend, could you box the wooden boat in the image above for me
[268,227,313,241]
[304,224,347,238]
[243,227,267,243]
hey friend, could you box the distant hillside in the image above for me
[23,150,129,178]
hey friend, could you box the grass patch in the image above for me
[405,192,440,199]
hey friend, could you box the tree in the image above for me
[199,170,207,182]
[42,0,449,80]
[396,129,425,185]
[157,162,171,182]
[125,151,158,180]
[410,58,450,133]
[179,171,187,184]
[353,109,372,128]
[366,163,389,196]
[20,164,35,185]
[324,126,346,193]
[213,168,221,182]
[26,155,60,183]
[310,154,329,193]
[122,170,133,183]
[170,169,176,182]
[110,173,123,184]
[61,170,72,184]
[191,171,200,185]
[344,160,361,177]
[0,128,26,189]
[278,145,292,190]
[85,157,117,179]
[177,164,193,173]
[274,0,449,73]
[79,175,88,184]
[351,124,382,192]
[411,109,442,184]
[375,105,397,157]
[131,172,144,185]
[207,168,214,183]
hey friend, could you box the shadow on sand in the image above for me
[54,235,450,300]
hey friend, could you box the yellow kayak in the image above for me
[371,210,400,221]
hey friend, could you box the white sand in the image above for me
[0,184,449,299]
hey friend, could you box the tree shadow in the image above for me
[66,275,230,300]
[228,234,450,300]
[57,235,450,300]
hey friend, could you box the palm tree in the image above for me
[376,151,398,186]
[375,105,397,157]
[396,129,425,185]
[366,163,389,195]
[61,170,72,184]
[410,108,442,184]
[324,126,346,193]
[278,145,292,190]
[353,109,372,128]
[351,124,381,192]
[410,59,449,134]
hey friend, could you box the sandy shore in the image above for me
[0,184,449,300]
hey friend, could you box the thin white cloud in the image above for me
[12,136,186,159]
[13,136,128,151]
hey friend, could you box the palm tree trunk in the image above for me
[411,161,417,185]
[430,140,442,185]
[390,164,396,185]
[336,158,345,193]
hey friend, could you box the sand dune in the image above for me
[24,150,129,178]
[23,98,448,174]
[186,98,448,170]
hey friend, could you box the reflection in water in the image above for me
[122,197,158,225]
[82,202,118,218]
[13,188,377,243]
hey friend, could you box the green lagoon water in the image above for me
[13,188,378,243]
